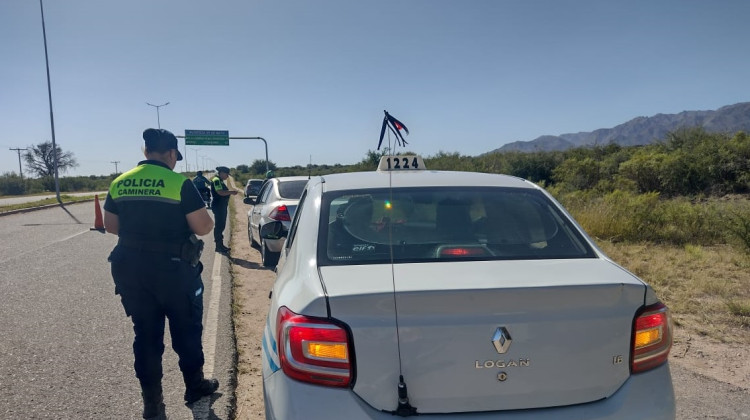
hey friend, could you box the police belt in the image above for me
[117,237,183,256]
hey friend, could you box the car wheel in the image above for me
[261,238,280,267]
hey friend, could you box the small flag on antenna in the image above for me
[378,110,409,150]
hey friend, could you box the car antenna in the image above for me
[308,154,312,180]
[379,110,417,416]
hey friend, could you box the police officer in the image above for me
[210,166,238,253]
[103,128,219,419]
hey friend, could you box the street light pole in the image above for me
[40,0,61,203]
[192,148,201,173]
[145,101,169,128]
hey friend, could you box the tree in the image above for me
[23,142,78,177]
[358,149,389,169]
[552,157,602,191]
[249,159,277,175]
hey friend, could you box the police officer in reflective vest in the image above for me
[210,166,238,253]
[103,128,219,419]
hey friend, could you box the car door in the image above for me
[251,181,273,236]
[276,188,308,273]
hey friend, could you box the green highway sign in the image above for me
[185,130,229,146]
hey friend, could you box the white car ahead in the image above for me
[260,156,675,419]
[247,176,309,267]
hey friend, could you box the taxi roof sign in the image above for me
[377,155,426,171]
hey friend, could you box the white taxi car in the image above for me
[260,156,675,419]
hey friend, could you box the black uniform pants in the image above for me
[109,246,205,388]
[212,204,228,245]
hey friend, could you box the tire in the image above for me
[261,238,280,267]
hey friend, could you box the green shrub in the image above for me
[0,173,27,195]
[559,190,735,246]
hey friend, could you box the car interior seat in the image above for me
[435,198,474,241]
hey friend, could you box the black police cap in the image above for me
[216,166,230,174]
[143,128,183,161]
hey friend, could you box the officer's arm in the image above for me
[104,210,119,235]
[214,189,236,196]
[213,178,238,196]
[187,207,214,236]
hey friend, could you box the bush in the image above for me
[0,173,29,195]
[559,190,731,246]
[724,201,750,253]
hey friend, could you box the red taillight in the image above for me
[276,306,352,387]
[269,205,291,222]
[631,302,672,373]
[439,246,489,257]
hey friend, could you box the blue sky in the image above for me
[1,0,749,177]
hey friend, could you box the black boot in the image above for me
[182,370,220,405]
[141,383,166,419]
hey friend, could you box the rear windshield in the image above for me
[318,187,595,265]
[247,180,263,194]
[277,180,308,199]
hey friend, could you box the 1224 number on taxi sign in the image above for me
[378,155,426,171]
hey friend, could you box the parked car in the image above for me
[247,176,309,267]
[259,156,675,419]
[245,178,265,199]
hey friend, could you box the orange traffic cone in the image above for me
[91,194,105,232]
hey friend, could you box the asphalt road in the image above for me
[0,200,235,420]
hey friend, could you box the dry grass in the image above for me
[597,240,750,343]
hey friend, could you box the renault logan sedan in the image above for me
[260,156,675,419]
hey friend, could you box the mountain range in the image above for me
[491,102,750,153]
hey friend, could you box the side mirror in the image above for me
[243,197,255,205]
[260,221,288,240]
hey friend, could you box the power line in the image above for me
[9,148,28,179]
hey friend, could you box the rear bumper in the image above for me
[263,363,675,420]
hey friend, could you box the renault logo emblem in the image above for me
[492,327,512,354]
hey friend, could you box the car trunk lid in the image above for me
[320,258,645,414]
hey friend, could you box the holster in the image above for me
[181,234,204,267]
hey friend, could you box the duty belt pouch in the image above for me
[181,234,204,267]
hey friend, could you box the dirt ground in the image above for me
[226,194,750,419]
[670,327,750,390]
[228,195,275,419]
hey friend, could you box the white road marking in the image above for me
[0,229,90,265]
[192,250,224,419]
[202,250,224,378]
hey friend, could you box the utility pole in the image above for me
[111,161,120,174]
[9,148,28,179]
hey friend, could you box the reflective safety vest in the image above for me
[211,176,226,191]
[211,175,229,207]
[110,163,186,203]
[105,160,200,244]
